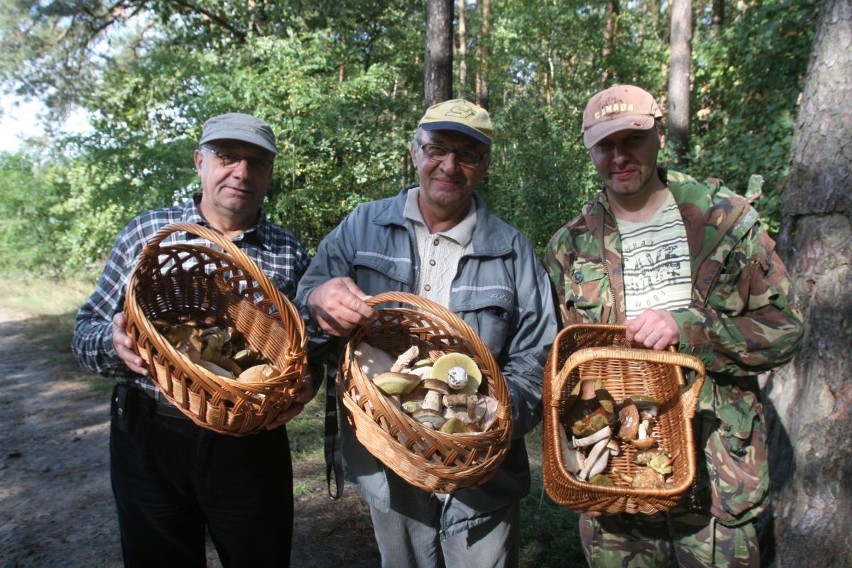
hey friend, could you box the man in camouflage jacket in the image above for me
[545,85,804,567]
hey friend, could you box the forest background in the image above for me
[0,0,818,268]
[1,0,849,566]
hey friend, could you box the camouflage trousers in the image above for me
[579,508,759,567]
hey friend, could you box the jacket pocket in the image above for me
[352,251,413,288]
[702,382,769,524]
[566,258,608,322]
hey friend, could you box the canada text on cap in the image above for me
[199,112,278,154]
[418,99,493,146]
[581,85,662,149]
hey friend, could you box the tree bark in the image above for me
[668,0,692,167]
[764,0,852,565]
[476,0,490,109]
[601,0,619,83]
[457,0,467,95]
[425,0,453,106]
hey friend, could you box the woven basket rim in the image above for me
[124,222,307,435]
[341,291,512,492]
[542,324,706,513]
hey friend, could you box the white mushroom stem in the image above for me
[585,449,610,480]
[560,428,585,474]
[391,346,420,373]
[579,437,611,481]
[422,390,443,412]
[572,425,613,448]
[638,419,651,439]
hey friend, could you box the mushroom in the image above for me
[421,379,450,412]
[624,395,659,449]
[431,353,482,394]
[629,467,667,489]
[372,372,422,395]
[617,400,640,440]
[560,426,585,474]
[445,366,469,391]
[354,342,397,379]
[578,436,611,481]
[390,345,420,373]
[564,379,616,438]
[440,417,467,434]
[411,409,446,430]
[571,425,613,449]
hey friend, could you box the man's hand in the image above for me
[266,372,316,429]
[307,277,375,337]
[625,309,680,351]
[112,312,148,375]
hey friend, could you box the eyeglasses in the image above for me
[200,145,274,171]
[418,142,489,168]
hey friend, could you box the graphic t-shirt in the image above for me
[616,190,692,320]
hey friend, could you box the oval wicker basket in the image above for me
[124,222,307,436]
[340,292,512,493]
[542,324,705,515]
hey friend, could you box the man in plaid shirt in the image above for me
[72,112,311,567]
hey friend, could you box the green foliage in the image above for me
[0,0,818,269]
[689,0,819,233]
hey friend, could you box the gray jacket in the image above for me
[296,187,558,537]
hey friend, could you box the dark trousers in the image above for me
[110,384,294,568]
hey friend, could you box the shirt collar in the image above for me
[403,187,477,247]
[181,194,268,248]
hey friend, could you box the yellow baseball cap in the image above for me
[418,99,493,145]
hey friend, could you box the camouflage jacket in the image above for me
[544,170,804,524]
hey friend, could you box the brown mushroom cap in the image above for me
[617,401,640,440]
[421,379,451,395]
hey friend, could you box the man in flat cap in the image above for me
[73,112,311,567]
[544,85,804,566]
[296,99,558,567]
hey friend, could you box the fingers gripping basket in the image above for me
[124,222,307,436]
[340,292,512,493]
[542,324,705,515]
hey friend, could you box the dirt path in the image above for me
[0,307,379,567]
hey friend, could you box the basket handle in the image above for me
[555,346,706,419]
[363,291,502,385]
[134,222,304,337]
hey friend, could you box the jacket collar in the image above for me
[374,186,516,258]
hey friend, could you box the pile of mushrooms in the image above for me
[153,316,273,383]
[354,342,498,434]
[559,379,675,488]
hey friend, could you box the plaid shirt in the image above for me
[72,195,310,400]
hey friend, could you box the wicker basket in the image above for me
[124,222,307,436]
[542,324,705,515]
[339,292,512,493]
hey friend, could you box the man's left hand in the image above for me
[266,372,315,429]
[625,309,680,351]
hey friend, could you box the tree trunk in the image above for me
[668,0,692,167]
[764,0,852,565]
[601,0,619,83]
[425,0,453,106]
[457,0,467,95]
[476,0,490,109]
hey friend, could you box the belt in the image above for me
[132,387,190,420]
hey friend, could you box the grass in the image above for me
[1,275,586,567]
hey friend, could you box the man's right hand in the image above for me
[306,277,375,337]
[112,312,148,376]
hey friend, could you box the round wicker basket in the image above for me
[542,324,705,515]
[340,292,512,493]
[124,222,307,436]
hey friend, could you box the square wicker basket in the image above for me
[542,324,705,515]
[340,292,512,493]
[124,222,307,436]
